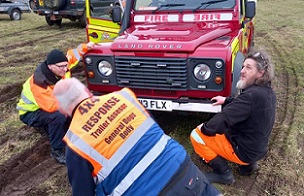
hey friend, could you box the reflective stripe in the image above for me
[97,117,154,182]
[77,45,85,55]
[20,92,34,104]
[16,105,27,111]
[73,48,81,60]
[111,134,171,196]
[190,128,206,145]
[16,76,40,114]
[65,130,107,164]
[67,47,82,71]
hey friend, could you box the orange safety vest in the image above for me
[16,76,58,115]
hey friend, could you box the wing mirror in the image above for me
[112,6,122,23]
[246,1,256,19]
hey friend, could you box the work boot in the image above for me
[51,148,66,165]
[204,156,235,185]
[238,162,260,176]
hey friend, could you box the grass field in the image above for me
[0,0,304,195]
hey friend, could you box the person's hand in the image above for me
[87,42,95,50]
[211,96,226,106]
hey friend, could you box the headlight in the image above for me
[215,60,223,69]
[85,57,92,65]
[98,60,113,77]
[194,64,211,81]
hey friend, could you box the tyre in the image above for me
[69,16,77,21]
[78,10,87,28]
[54,19,63,26]
[29,0,36,11]
[10,9,21,20]
[45,15,55,26]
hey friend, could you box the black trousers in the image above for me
[160,156,221,196]
[20,109,70,149]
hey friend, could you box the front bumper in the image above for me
[138,98,222,113]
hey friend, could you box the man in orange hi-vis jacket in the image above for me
[16,42,95,164]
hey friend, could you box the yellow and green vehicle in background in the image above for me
[85,0,123,43]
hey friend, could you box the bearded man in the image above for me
[190,50,276,185]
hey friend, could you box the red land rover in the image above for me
[83,0,256,113]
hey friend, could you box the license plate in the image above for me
[138,98,172,111]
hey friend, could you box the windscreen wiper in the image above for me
[193,0,229,12]
[153,3,185,13]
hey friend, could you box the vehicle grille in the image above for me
[115,57,187,90]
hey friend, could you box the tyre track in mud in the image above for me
[0,96,70,195]
[0,83,22,123]
[0,132,67,195]
[0,25,47,39]
[0,22,82,40]
[0,28,76,52]
[0,28,79,68]
[257,34,301,195]
[0,70,80,196]
[0,58,86,195]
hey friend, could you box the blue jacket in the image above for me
[65,88,187,195]
[66,123,187,196]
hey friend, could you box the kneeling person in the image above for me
[53,78,222,196]
[190,50,276,184]
[16,43,95,164]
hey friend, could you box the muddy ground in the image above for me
[0,7,304,196]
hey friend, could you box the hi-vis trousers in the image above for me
[190,127,247,165]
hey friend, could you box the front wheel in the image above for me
[10,9,21,20]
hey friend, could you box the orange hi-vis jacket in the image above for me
[16,43,90,115]
[64,88,187,195]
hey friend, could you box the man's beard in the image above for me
[236,79,247,90]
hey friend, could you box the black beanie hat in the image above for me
[46,49,68,65]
